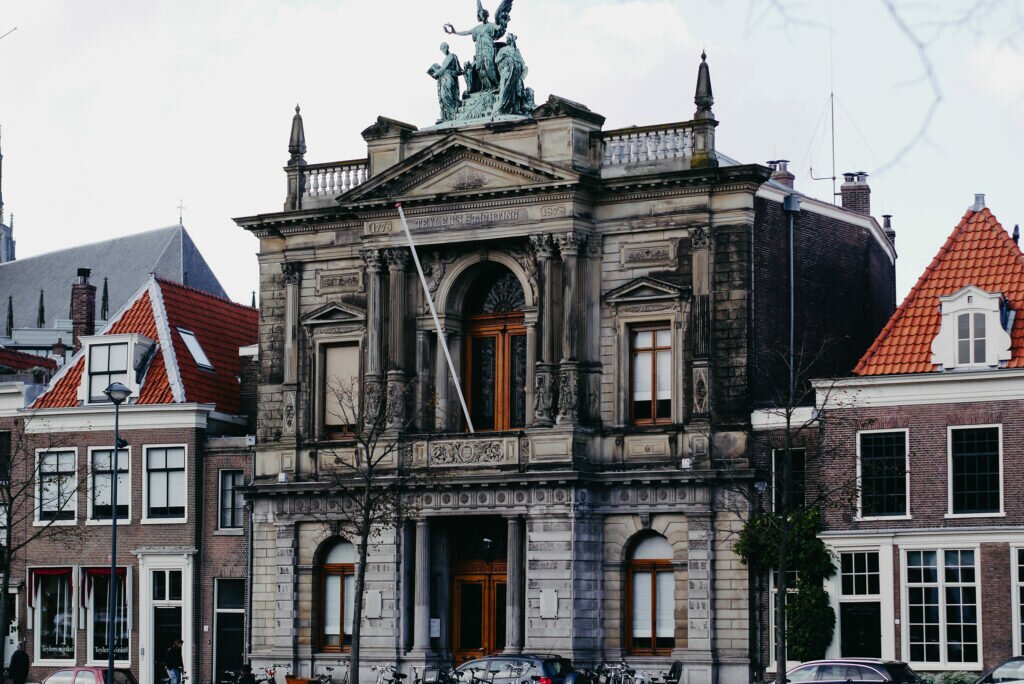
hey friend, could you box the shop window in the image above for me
[87,568,129,662]
[34,569,75,661]
[627,534,674,655]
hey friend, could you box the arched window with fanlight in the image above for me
[463,266,528,431]
[626,534,675,655]
[319,540,356,652]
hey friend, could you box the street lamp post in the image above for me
[103,382,132,684]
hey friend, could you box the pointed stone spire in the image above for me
[4,295,12,337]
[101,277,110,320]
[37,289,45,328]
[694,50,715,120]
[288,104,307,166]
[251,290,256,308]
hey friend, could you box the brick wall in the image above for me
[752,198,895,409]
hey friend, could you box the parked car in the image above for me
[974,656,1024,684]
[785,659,922,683]
[42,668,138,684]
[453,654,574,684]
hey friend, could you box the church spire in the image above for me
[5,296,12,338]
[37,289,45,328]
[101,277,110,320]
[288,104,307,166]
[694,50,715,120]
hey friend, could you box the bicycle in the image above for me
[256,664,291,684]
[371,664,407,684]
[412,665,458,684]
[315,662,350,684]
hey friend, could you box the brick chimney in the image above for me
[768,159,795,188]
[840,171,871,216]
[71,267,96,353]
[882,214,896,245]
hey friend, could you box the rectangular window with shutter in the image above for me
[323,344,360,438]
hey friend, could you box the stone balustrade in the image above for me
[601,124,695,168]
[301,159,369,202]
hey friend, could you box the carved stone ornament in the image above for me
[315,269,365,295]
[619,239,678,270]
[690,226,712,250]
[283,393,296,432]
[282,261,303,285]
[557,365,579,422]
[534,366,555,424]
[555,232,587,256]
[693,366,709,414]
[361,249,385,272]
[529,233,557,259]
[384,248,410,270]
[423,250,458,296]
[429,440,505,465]
[364,379,384,426]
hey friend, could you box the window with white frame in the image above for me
[841,551,880,596]
[219,470,244,529]
[949,426,1001,515]
[930,286,1012,370]
[859,431,908,518]
[35,569,75,660]
[88,569,129,662]
[769,569,800,666]
[38,451,76,522]
[905,549,978,666]
[146,446,186,520]
[88,343,129,402]
[153,569,183,601]
[90,449,129,521]
[1015,548,1024,655]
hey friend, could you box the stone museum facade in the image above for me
[235,49,896,683]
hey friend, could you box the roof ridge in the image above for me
[150,279,186,403]
[154,276,256,312]
[0,225,184,268]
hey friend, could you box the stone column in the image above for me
[505,516,525,653]
[690,227,712,425]
[362,250,386,425]
[415,329,432,431]
[531,234,557,427]
[411,518,433,654]
[556,233,586,423]
[385,249,410,430]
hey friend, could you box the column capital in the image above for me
[690,226,712,250]
[384,247,411,271]
[361,248,386,272]
[555,231,587,256]
[529,233,557,259]
[281,261,303,284]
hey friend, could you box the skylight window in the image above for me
[177,328,213,370]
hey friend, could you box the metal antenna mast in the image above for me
[0,27,17,42]
[809,16,838,203]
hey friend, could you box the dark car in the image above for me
[785,659,922,683]
[452,654,573,684]
[42,668,138,684]
[974,656,1024,684]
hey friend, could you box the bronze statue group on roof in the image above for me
[429,0,534,125]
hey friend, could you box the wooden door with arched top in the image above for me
[452,561,507,664]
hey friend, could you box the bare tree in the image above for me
[0,412,87,655]
[311,375,429,683]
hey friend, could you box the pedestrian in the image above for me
[8,641,28,684]
[237,664,256,684]
[164,639,184,684]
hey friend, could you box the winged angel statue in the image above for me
[431,0,532,123]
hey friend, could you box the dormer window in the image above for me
[88,343,129,401]
[78,334,155,404]
[931,286,1012,371]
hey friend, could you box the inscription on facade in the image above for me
[619,239,678,270]
[367,221,394,234]
[412,209,523,230]
[315,269,364,295]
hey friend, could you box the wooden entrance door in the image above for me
[452,563,507,664]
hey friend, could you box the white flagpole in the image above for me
[395,203,475,433]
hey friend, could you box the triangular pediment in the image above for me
[341,134,580,206]
[301,301,366,326]
[605,277,690,304]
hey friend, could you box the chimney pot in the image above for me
[970,194,986,211]
[1013,224,1020,246]
[840,170,872,216]
[882,214,893,229]
[770,158,795,189]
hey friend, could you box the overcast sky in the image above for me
[1,0,1022,305]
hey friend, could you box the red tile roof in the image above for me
[31,279,257,413]
[854,208,1024,375]
[0,347,58,372]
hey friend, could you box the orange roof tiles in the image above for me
[30,278,257,413]
[854,208,1024,375]
[0,347,58,372]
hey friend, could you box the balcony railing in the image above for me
[600,123,695,169]
[300,159,369,206]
